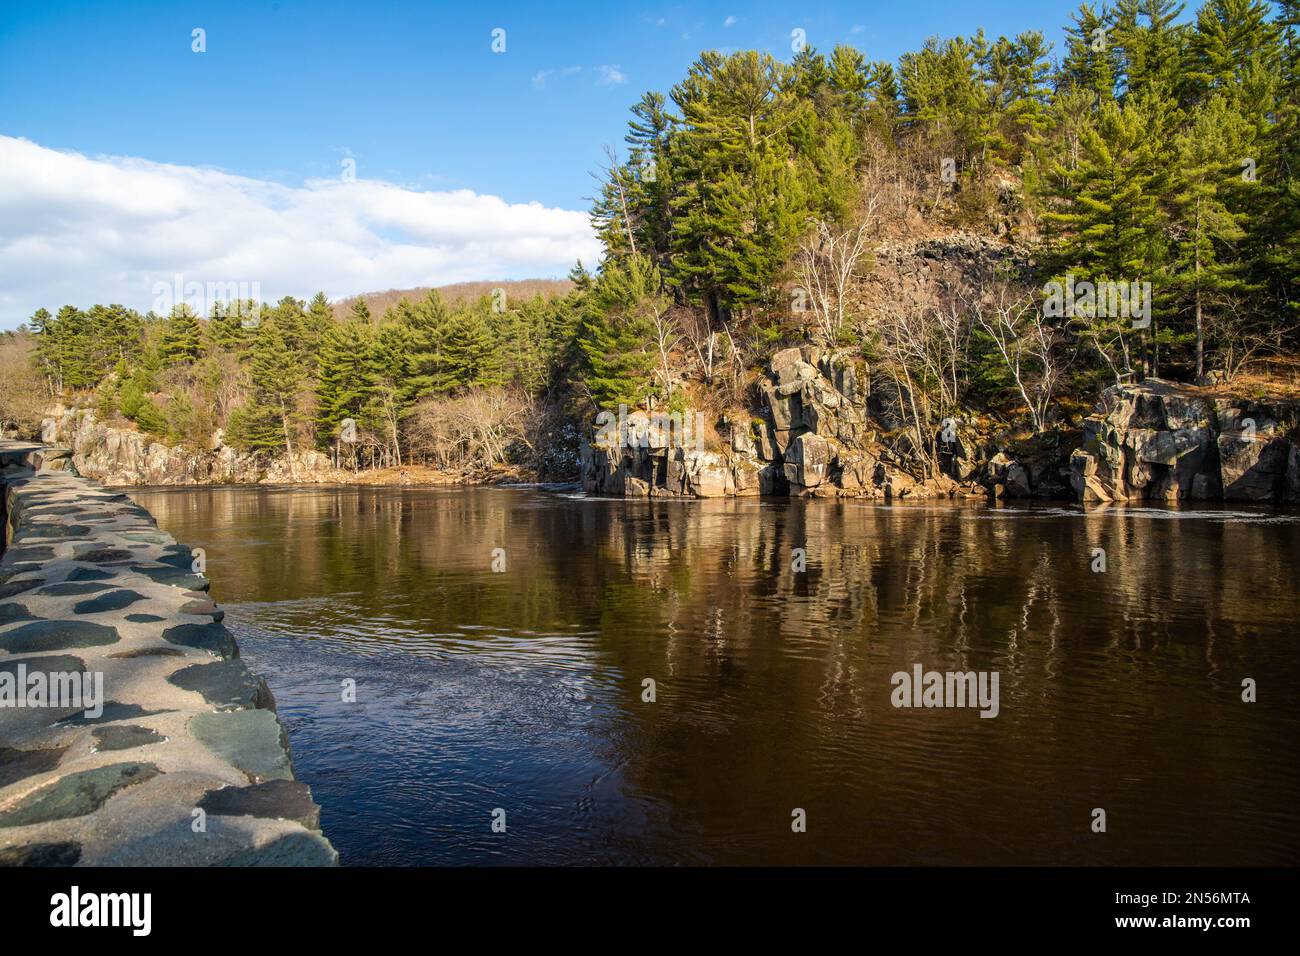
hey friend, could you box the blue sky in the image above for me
[0,0,1149,325]
[1,0,1115,207]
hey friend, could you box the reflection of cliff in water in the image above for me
[133,486,1300,865]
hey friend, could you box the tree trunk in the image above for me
[279,397,294,476]
[1195,200,1204,380]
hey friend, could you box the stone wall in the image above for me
[0,440,336,866]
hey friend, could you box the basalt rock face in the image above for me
[1069,381,1300,504]
[581,346,1033,501]
[42,409,340,486]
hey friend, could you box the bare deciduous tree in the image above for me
[0,333,48,437]
[407,388,538,471]
[794,207,877,345]
[973,282,1065,433]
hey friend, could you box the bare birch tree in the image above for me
[973,284,1064,433]
[794,204,877,345]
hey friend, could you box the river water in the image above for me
[127,485,1300,866]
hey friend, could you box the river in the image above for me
[127,485,1300,866]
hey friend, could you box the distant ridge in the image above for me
[333,278,574,319]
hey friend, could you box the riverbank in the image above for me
[0,439,336,866]
[31,374,1300,507]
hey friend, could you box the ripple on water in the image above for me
[128,485,1300,866]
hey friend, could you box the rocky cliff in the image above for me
[581,345,1059,501]
[583,355,1300,506]
[39,374,1300,505]
[1070,380,1300,504]
[41,409,342,486]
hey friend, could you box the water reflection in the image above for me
[129,486,1300,866]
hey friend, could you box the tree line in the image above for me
[13,0,1300,471]
[19,290,588,471]
[590,0,1299,409]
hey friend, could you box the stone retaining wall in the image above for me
[0,440,337,866]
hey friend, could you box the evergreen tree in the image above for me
[1061,3,1120,100]
[578,256,661,409]
[1044,95,1170,376]
[864,61,901,136]
[366,323,415,464]
[159,304,204,366]
[402,290,454,398]
[349,298,372,326]
[441,302,504,392]
[1111,0,1191,99]
[1166,94,1254,376]
[315,320,376,445]
[1188,0,1282,98]
[668,52,813,320]
[230,322,304,456]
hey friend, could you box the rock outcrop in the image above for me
[582,346,987,500]
[42,409,341,486]
[0,440,337,866]
[1070,380,1300,503]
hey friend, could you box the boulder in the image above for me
[1004,462,1032,498]
[769,347,803,381]
[783,433,833,489]
[684,451,732,497]
[1219,432,1290,502]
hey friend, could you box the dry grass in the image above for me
[346,463,531,485]
[1200,357,1300,402]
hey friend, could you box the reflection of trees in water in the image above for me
[132,487,1300,863]
[136,488,1295,685]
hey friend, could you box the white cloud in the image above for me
[596,64,627,86]
[531,64,582,89]
[724,15,737,27]
[0,136,602,327]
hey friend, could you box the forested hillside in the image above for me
[4,0,1298,479]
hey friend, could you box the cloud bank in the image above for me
[0,136,601,327]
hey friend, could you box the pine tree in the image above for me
[578,256,660,409]
[864,61,901,136]
[1111,0,1191,100]
[1166,94,1254,376]
[231,322,304,457]
[315,320,376,444]
[159,304,204,366]
[28,308,60,393]
[402,290,454,398]
[668,52,813,320]
[366,323,415,464]
[304,292,335,358]
[899,35,989,161]
[1043,95,1170,377]
[349,298,372,326]
[1061,3,1120,101]
[1188,0,1282,98]
[441,303,504,392]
